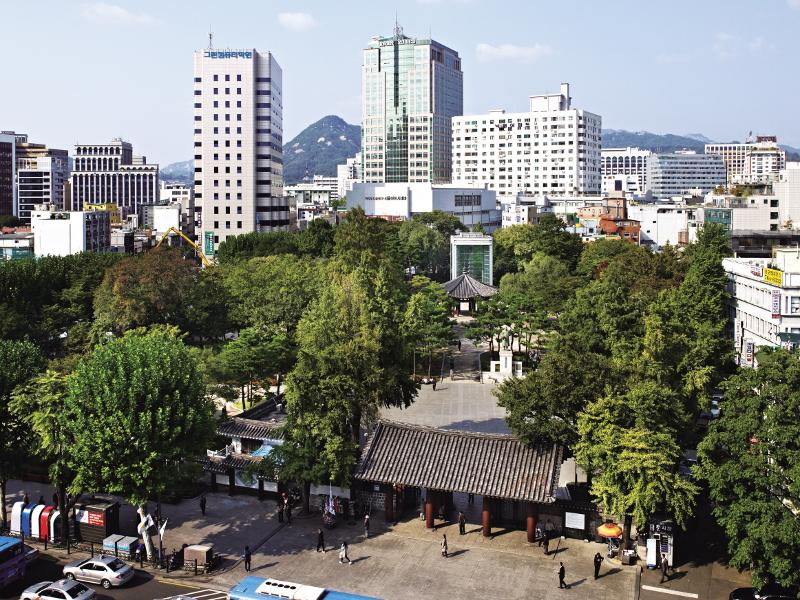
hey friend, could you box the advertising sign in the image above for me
[745,340,754,366]
[204,231,214,256]
[564,512,585,530]
[764,267,783,287]
[87,511,105,527]
[772,290,781,319]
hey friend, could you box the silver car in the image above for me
[63,555,135,589]
[20,579,96,600]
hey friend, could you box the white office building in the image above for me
[348,182,500,231]
[71,139,158,217]
[705,137,786,185]
[31,206,110,257]
[724,248,800,367]
[627,203,694,249]
[362,25,463,184]
[601,147,651,196]
[646,151,726,199]
[160,181,196,237]
[193,47,286,259]
[337,153,362,200]
[452,83,602,200]
[773,163,800,228]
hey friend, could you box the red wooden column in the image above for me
[385,487,394,523]
[526,503,538,543]
[482,496,491,537]
[425,493,435,529]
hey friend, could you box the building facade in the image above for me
[646,151,726,199]
[627,203,693,249]
[31,206,110,257]
[348,182,501,231]
[705,137,786,184]
[773,162,800,227]
[337,153,362,200]
[0,132,16,217]
[601,147,651,196]
[452,84,602,200]
[362,25,463,184]
[160,182,196,237]
[450,232,493,285]
[15,135,70,222]
[71,139,158,217]
[193,47,286,259]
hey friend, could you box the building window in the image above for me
[237,221,242,228]
[237,74,242,81]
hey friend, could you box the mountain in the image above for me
[601,129,707,153]
[283,115,360,184]
[683,133,715,144]
[160,159,193,185]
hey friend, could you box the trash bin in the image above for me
[116,536,139,560]
[183,544,213,567]
[103,534,125,554]
[74,498,120,543]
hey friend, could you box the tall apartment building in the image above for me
[193,47,286,258]
[601,147,652,196]
[646,151,726,199]
[362,25,463,184]
[71,139,159,217]
[0,132,16,217]
[15,135,69,222]
[705,136,786,184]
[452,84,602,200]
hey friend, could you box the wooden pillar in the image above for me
[526,503,537,544]
[482,496,491,537]
[210,471,218,493]
[385,487,394,523]
[425,494,434,529]
[228,469,235,496]
[258,479,264,501]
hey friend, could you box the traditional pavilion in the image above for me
[443,272,498,313]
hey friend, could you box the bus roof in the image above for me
[228,577,382,600]
[0,537,23,553]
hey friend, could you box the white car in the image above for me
[20,579,96,600]
[63,555,134,589]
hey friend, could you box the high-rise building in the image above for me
[70,139,159,217]
[646,151,726,199]
[362,24,463,184]
[193,47,286,259]
[601,147,652,196]
[452,84,602,200]
[705,137,786,185]
[14,134,69,222]
[0,132,17,217]
[337,153,362,200]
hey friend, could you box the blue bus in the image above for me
[0,536,26,589]
[229,576,382,600]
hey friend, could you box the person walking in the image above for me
[440,534,448,558]
[37,495,45,505]
[542,533,550,555]
[286,502,292,525]
[339,542,352,565]
[23,492,29,505]
[243,545,251,572]
[316,528,325,553]
[558,562,567,588]
[363,514,370,538]
[593,553,603,579]
[432,379,437,391]
[458,511,466,535]
[199,495,206,516]
[660,553,670,583]
[467,493,474,505]
[457,340,461,351]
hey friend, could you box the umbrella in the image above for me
[597,522,623,538]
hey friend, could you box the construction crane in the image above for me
[154,227,212,268]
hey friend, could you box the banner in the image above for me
[772,290,781,319]
[764,267,782,287]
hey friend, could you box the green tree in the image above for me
[64,327,215,559]
[412,210,466,239]
[334,207,401,265]
[528,214,584,271]
[576,238,639,278]
[0,340,45,528]
[697,349,800,588]
[403,276,452,377]
[492,224,538,279]
[216,230,300,263]
[398,220,449,279]
[219,327,292,407]
[500,253,579,318]
[298,218,335,257]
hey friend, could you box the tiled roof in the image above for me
[203,452,264,475]
[217,417,284,441]
[355,420,563,503]
[443,273,498,300]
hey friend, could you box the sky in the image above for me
[1,0,799,165]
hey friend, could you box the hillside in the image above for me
[283,115,360,184]
[601,130,706,153]
[160,159,193,185]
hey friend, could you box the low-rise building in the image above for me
[337,153,361,201]
[450,232,493,285]
[601,147,652,196]
[31,205,110,257]
[0,229,34,260]
[647,151,726,199]
[626,203,693,249]
[724,248,800,366]
[160,182,195,238]
[695,195,780,233]
[348,182,501,231]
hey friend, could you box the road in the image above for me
[0,554,227,600]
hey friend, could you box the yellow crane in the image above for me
[154,227,212,268]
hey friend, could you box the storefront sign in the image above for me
[745,340,754,366]
[772,290,781,319]
[764,267,783,287]
[204,50,252,59]
[204,231,214,256]
[75,510,104,526]
[751,264,764,277]
[564,512,585,530]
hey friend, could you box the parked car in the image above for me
[63,555,134,589]
[22,544,38,565]
[710,398,721,419]
[679,449,698,479]
[20,579,96,600]
[729,584,797,599]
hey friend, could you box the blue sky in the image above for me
[1,0,799,165]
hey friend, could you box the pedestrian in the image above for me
[243,545,251,572]
[52,492,59,508]
[339,542,352,565]
[450,368,454,380]
[134,542,144,563]
[467,493,474,505]
[543,533,550,555]
[660,553,669,583]
[277,496,284,523]
[440,534,448,558]
[593,552,603,579]
[23,492,29,505]
[558,562,567,589]
[458,340,462,351]
[199,494,206,516]
[432,379,437,391]
[535,522,543,545]
[316,528,325,553]
[37,495,44,505]
[458,511,466,535]
[286,502,292,525]
[363,514,370,537]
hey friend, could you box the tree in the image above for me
[576,238,639,278]
[492,224,538,280]
[403,277,452,377]
[697,348,800,588]
[0,340,44,528]
[528,214,584,271]
[64,327,215,559]
[500,253,579,318]
[398,220,449,279]
[219,327,292,406]
[334,207,401,265]
[216,230,300,263]
[183,266,233,342]
[298,218,335,257]
[412,210,466,239]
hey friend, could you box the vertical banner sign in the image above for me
[745,341,754,366]
[204,231,214,255]
[772,291,781,319]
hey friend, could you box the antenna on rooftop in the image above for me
[208,27,213,50]
[393,13,403,39]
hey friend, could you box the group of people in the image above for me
[276,492,292,524]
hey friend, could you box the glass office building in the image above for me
[450,232,494,285]
[362,25,462,184]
